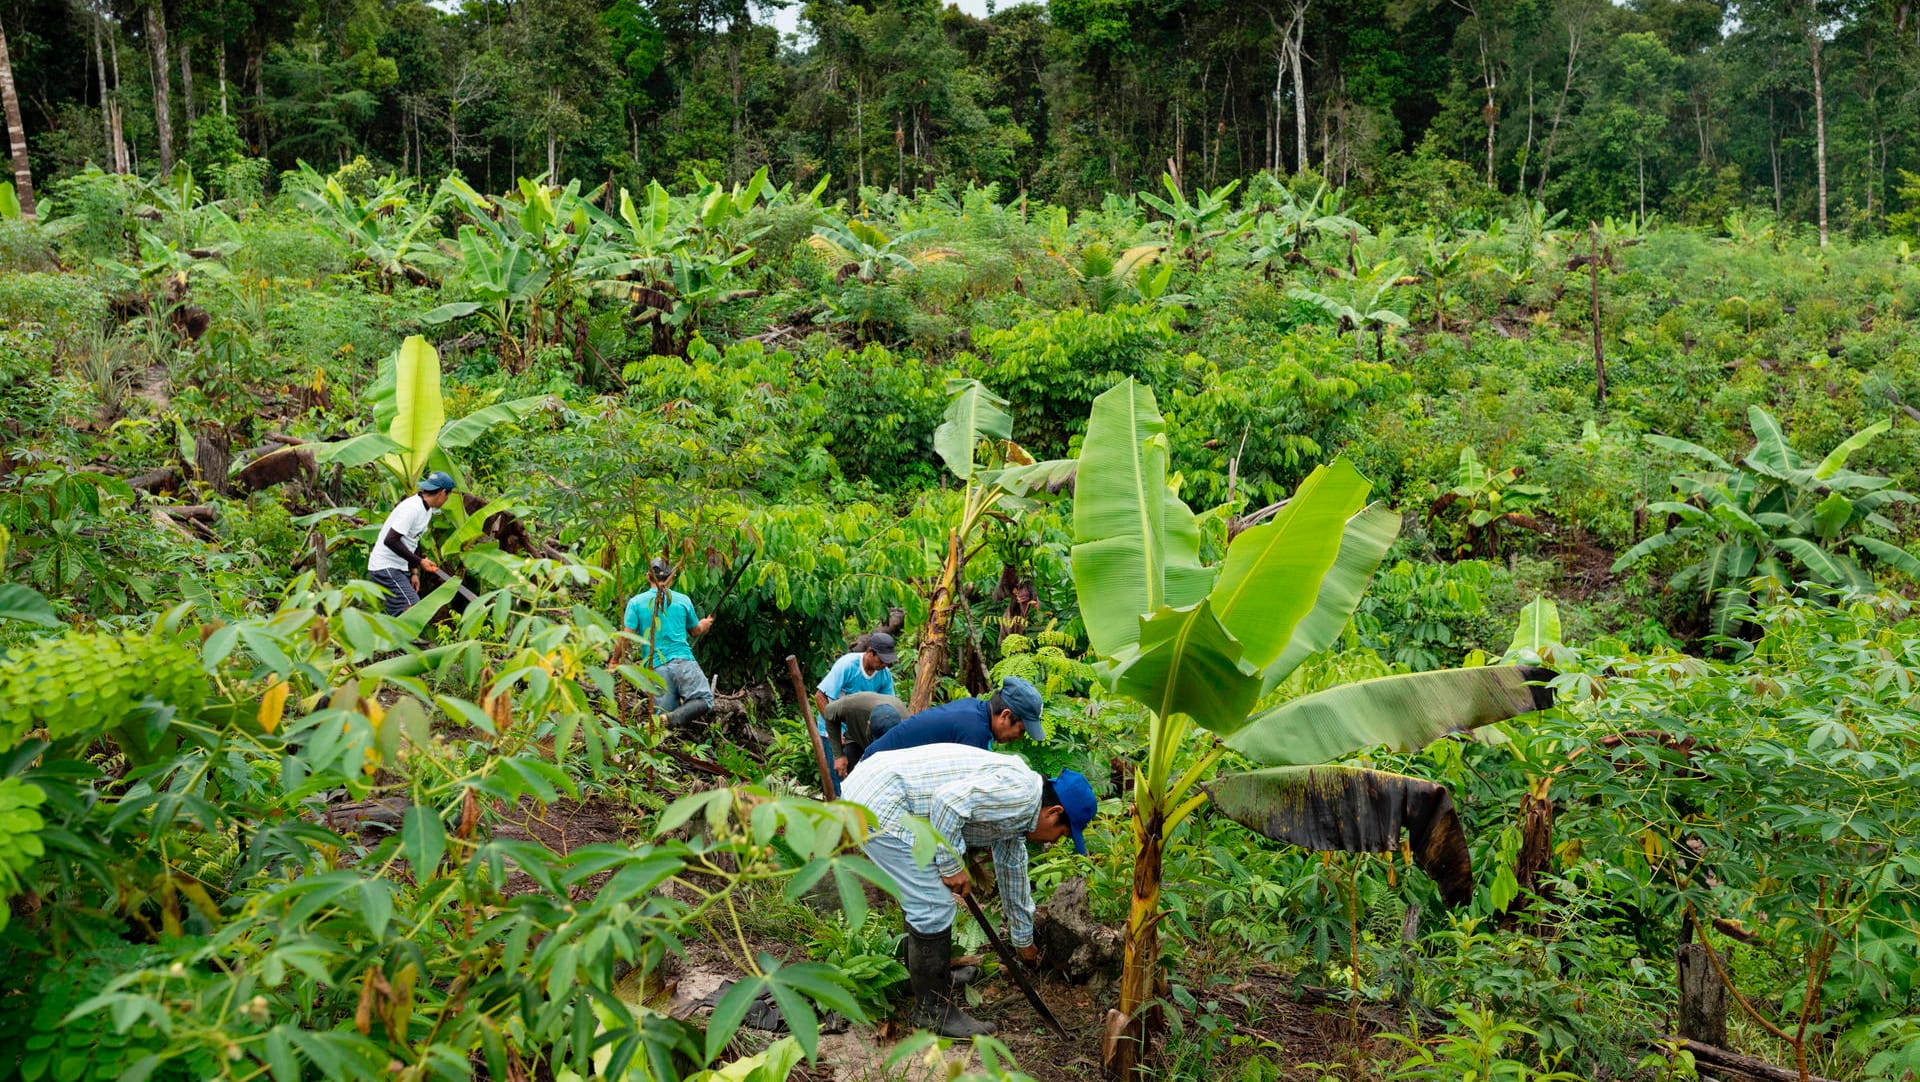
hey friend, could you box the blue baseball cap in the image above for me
[998,675,1045,740]
[1051,769,1097,855]
[418,470,456,492]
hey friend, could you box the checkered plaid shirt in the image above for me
[842,744,1042,946]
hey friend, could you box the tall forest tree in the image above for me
[0,7,33,217]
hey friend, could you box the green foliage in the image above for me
[978,304,1177,454]
[0,626,207,748]
[810,915,908,1019]
[1613,407,1918,635]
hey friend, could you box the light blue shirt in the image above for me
[816,651,896,700]
[622,588,699,665]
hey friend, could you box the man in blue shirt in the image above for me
[859,675,1046,761]
[621,558,714,731]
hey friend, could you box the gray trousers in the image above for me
[652,657,714,714]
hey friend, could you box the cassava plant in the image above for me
[1070,379,1554,1073]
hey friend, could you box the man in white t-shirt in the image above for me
[367,471,456,615]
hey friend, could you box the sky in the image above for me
[766,0,1043,41]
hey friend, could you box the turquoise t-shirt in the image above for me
[623,588,699,664]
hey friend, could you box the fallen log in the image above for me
[1656,1037,1843,1082]
[128,466,182,494]
[155,504,217,522]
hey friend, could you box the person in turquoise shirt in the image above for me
[622,558,715,731]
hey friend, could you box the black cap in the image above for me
[648,557,671,581]
[866,631,898,665]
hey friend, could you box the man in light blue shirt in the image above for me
[622,558,714,731]
[813,632,899,713]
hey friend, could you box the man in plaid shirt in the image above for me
[841,744,1097,1038]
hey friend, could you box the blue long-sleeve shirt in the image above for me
[861,697,992,757]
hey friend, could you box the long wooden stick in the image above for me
[784,655,837,800]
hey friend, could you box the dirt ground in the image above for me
[490,796,1391,1080]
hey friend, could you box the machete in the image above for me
[961,889,1068,1039]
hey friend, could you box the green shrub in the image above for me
[976,303,1178,454]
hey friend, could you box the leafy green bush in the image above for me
[977,303,1177,454]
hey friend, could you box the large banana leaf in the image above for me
[1744,405,1813,486]
[312,432,407,469]
[1503,598,1562,661]
[439,395,552,450]
[1774,537,1871,588]
[932,379,1012,482]
[1264,504,1402,690]
[1225,665,1555,767]
[1813,417,1891,480]
[1854,536,1920,578]
[1072,379,1180,658]
[1207,458,1370,671]
[1104,599,1262,733]
[383,336,445,480]
[1209,765,1474,906]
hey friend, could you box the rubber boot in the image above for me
[664,699,711,733]
[948,963,981,987]
[907,927,995,1038]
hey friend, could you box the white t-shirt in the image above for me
[367,494,436,573]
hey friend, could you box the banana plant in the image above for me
[1138,174,1251,267]
[1288,259,1410,363]
[305,336,551,494]
[906,379,1075,712]
[1059,242,1169,312]
[1613,407,1918,635]
[1071,379,1553,1073]
[809,218,938,285]
[1416,226,1471,332]
[290,162,447,289]
[421,223,548,371]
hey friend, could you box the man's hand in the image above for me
[833,756,849,775]
[420,558,440,575]
[1016,944,1041,966]
[941,870,971,899]
[695,615,714,635]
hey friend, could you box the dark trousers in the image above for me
[370,568,420,616]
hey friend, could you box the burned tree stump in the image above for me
[1677,941,1728,1048]
[1034,875,1121,983]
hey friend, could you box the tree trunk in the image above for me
[179,37,195,123]
[0,12,36,218]
[146,2,174,174]
[218,38,227,116]
[95,13,118,170]
[909,529,962,713]
[1807,21,1828,247]
[1677,942,1728,1048]
[1111,799,1165,1076]
[1769,92,1781,216]
[1535,19,1580,198]
[1590,223,1605,407]
[108,18,130,172]
[1290,1,1307,176]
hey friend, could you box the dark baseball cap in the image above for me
[648,557,672,580]
[866,631,898,665]
[998,675,1045,739]
[1052,769,1097,855]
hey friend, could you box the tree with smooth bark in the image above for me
[0,10,33,219]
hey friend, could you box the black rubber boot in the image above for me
[949,964,981,987]
[907,927,995,1038]
[664,699,711,732]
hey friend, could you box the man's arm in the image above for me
[381,529,435,573]
[685,598,713,636]
[989,835,1036,949]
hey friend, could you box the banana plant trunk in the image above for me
[909,527,962,712]
[1111,797,1166,1076]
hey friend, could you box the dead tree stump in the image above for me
[1677,941,1728,1048]
[1034,875,1121,983]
